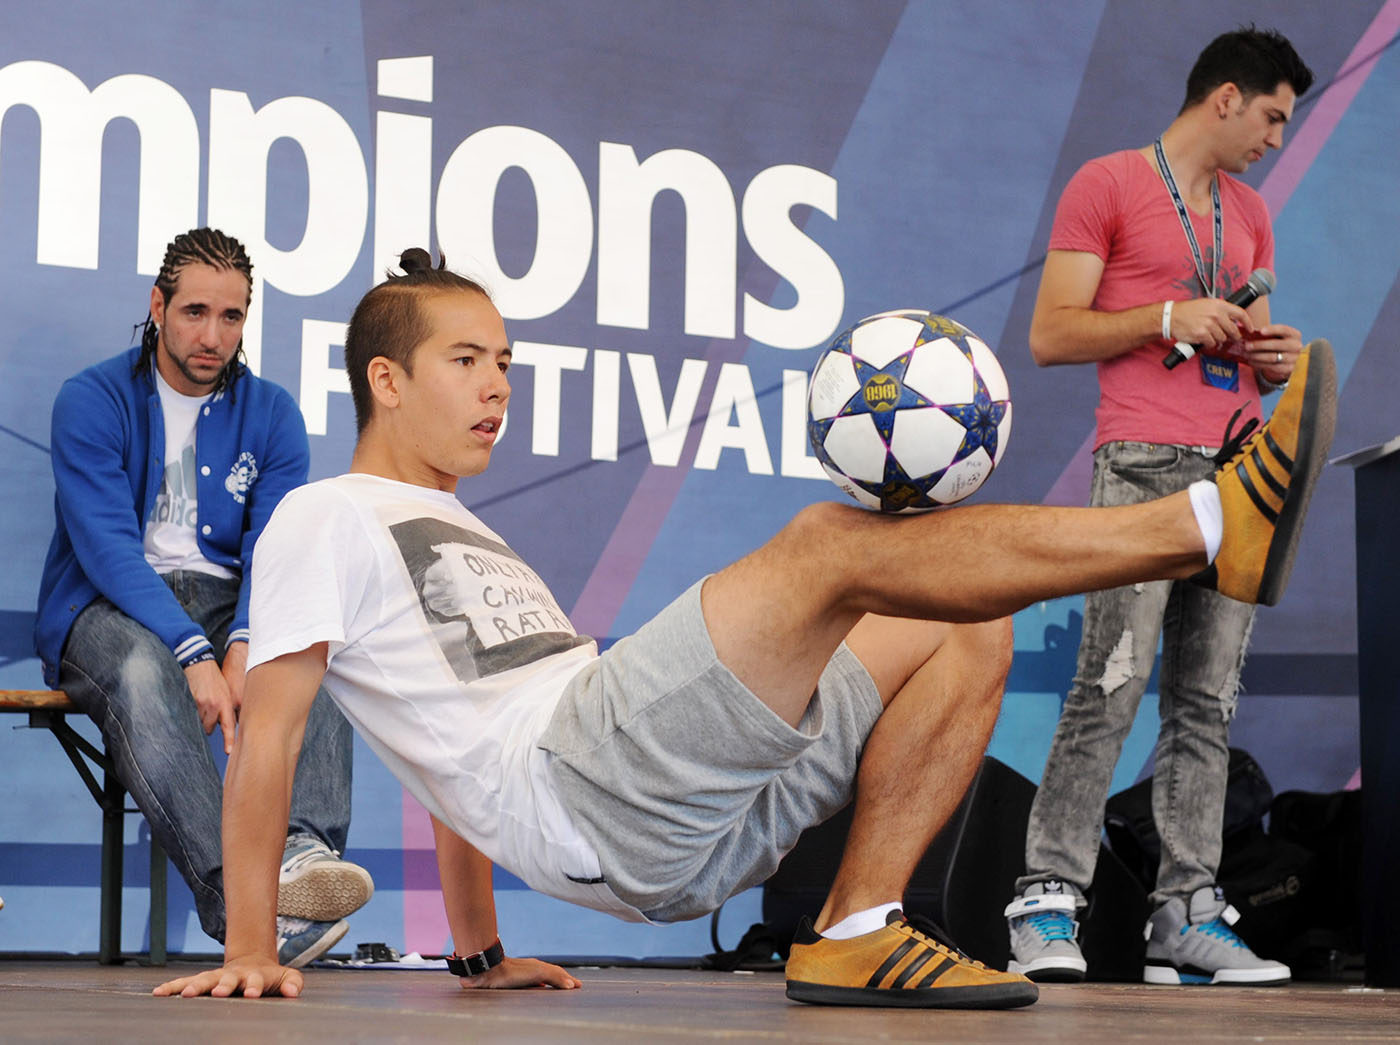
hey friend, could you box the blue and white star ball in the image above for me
[807,310,1012,512]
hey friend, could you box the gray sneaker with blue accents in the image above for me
[276,915,348,970]
[1005,880,1088,983]
[1144,885,1290,986]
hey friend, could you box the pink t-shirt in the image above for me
[1049,149,1274,449]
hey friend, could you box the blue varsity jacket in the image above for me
[34,346,310,686]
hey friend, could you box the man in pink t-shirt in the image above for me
[1004,28,1314,987]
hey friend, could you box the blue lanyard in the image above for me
[1154,137,1221,298]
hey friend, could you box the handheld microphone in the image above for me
[1162,268,1276,369]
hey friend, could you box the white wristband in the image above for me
[1161,300,1174,341]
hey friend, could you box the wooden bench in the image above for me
[0,689,167,965]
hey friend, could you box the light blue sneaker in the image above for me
[1005,880,1088,983]
[1144,885,1290,986]
[278,834,374,922]
[276,915,348,969]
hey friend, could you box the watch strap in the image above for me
[446,938,504,976]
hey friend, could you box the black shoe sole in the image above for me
[786,979,1039,1009]
[1257,339,1337,606]
[1025,967,1086,984]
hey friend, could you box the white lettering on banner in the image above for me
[694,362,773,475]
[373,56,434,283]
[2,55,842,478]
[300,319,351,437]
[208,89,369,373]
[627,353,709,468]
[597,143,737,339]
[436,125,595,321]
[510,342,589,457]
[590,349,622,462]
[0,60,198,274]
[743,165,843,349]
[508,346,826,478]
[373,108,433,286]
[377,55,434,104]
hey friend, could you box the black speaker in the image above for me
[762,755,1149,981]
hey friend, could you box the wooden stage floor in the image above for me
[2,960,1398,1043]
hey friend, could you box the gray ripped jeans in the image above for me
[1019,440,1255,908]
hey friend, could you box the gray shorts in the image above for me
[538,579,883,922]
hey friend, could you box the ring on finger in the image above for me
[1276,351,1282,364]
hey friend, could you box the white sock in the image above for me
[820,902,903,940]
[1188,480,1223,564]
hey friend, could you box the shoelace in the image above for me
[1212,404,1261,467]
[903,912,989,969]
[282,840,340,871]
[1185,918,1247,948]
[1022,909,1076,943]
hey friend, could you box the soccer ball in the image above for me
[807,310,1012,512]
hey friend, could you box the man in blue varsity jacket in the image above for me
[35,228,370,966]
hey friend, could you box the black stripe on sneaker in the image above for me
[1251,446,1288,501]
[1263,429,1293,472]
[1237,462,1280,523]
[915,955,956,988]
[891,947,936,988]
[867,939,917,988]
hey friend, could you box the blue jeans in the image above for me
[1019,441,1255,908]
[58,570,353,942]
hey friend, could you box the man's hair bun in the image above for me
[399,247,438,274]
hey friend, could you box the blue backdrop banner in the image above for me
[1,0,1394,958]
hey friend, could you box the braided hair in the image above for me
[344,248,491,434]
[133,228,255,396]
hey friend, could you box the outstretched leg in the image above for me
[702,490,1205,728]
[705,330,1334,728]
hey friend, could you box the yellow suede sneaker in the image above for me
[1199,339,1337,606]
[785,911,1038,1008]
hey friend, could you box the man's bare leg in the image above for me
[701,490,1204,728]
[811,614,1011,933]
[779,609,1039,1008]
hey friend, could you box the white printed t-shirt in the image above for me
[143,369,235,578]
[248,473,642,920]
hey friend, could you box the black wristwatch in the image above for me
[446,938,505,977]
